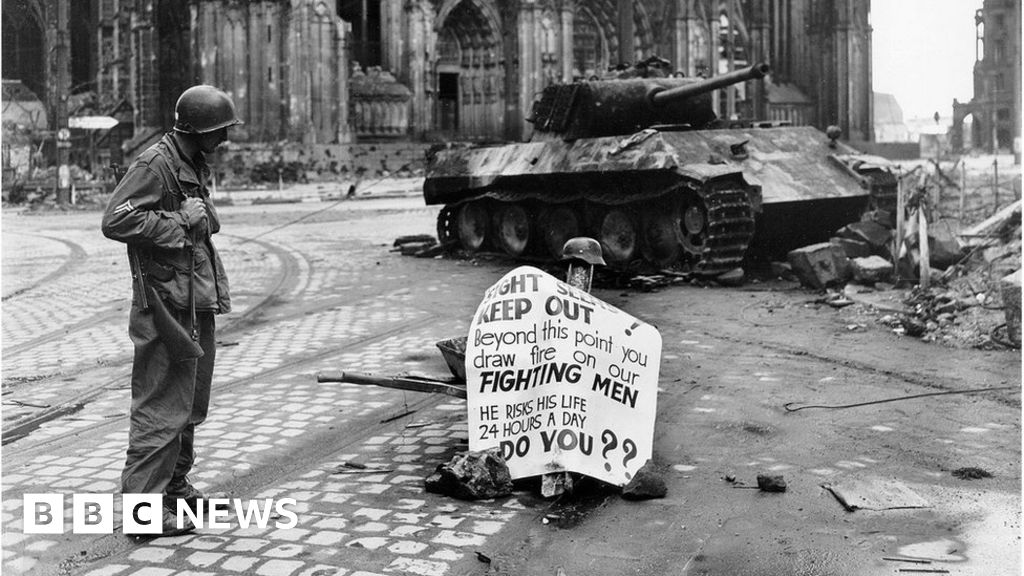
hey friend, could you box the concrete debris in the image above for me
[836,220,893,251]
[850,255,894,284]
[756,474,787,493]
[621,460,667,500]
[787,242,851,289]
[951,467,994,480]
[630,274,687,291]
[959,199,1021,248]
[769,261,797,280]
[825,477,929,511]
[424,449,514,501]
[393,234,437,247]
[861,209,895,228]
[831,237,871,259]
[392,235,442,257]
[1001,270,1021,347]
[926,219,964,269]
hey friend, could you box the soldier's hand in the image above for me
[181,197,207,228]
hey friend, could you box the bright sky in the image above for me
[871,0,982,120]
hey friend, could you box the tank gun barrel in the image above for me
[650,62,770,106]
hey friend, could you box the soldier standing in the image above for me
[101,85,239,535]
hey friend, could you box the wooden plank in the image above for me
[317,371,468,399]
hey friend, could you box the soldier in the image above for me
[101,85,240,536]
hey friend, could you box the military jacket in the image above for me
[101,132,231,314]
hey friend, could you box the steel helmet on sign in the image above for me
[173,85,243,134]
[560,237,606,266]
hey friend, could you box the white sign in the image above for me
[467,266,661,486]
[68,116,119,130]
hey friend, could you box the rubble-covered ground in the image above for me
[850,154,1021,351]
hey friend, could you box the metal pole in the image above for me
[726,0,736,119]
[894,168,905,278]
[959,160,966,227]
[55,0,71,205]
[992,157,999,215]
[918,208,930,289]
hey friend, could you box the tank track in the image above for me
[684,180,757,275]
[433,177,757,277]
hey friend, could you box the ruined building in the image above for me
[3,0,875,178]
[951,0,1022,158]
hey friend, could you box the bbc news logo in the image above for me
[23,494,298,534]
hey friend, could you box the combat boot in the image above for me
[164,476,205,514]
[160,505,196,537]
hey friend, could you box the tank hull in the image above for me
[424,125,895,271]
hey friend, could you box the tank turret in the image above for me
[529,62,770,140]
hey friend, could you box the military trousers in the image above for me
[121,303,216,495]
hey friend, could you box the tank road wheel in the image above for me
[456,201,490,252]
[679,201,708,264]
[492,203,532,257]
[436,205,460,249]
[597,208,639,266]
[537,206,580,260]
[640,204,683,267]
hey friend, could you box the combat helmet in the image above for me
[560,237,606,266]
[173,85,243,134]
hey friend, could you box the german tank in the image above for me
[423,57,894,274]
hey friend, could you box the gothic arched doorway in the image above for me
[435,0,504,141]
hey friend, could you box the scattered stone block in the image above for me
[850,255,893,284]
[787,243,851,289]
[621,460,667,500]
[756,474,787,493]
[928,219,963,269]
[831,237,871,259]
[770,261,796,280]
[424,449,513,501]
[1002,270,1021,347]
[836,221,892,250]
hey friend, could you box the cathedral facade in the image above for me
[373,0,874,143]
[3,0,875,167]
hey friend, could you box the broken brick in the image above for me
[787,242,851,289]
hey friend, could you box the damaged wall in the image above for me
[213,141,430,187]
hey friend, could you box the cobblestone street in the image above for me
[2,197,512,576]
[2,195,1020,576]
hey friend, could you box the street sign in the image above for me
[68,116,119,130]
[56,128,71,141]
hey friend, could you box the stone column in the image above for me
[617,0,633,65]
[337,18,352,143]
[560,0,574,82]
[673,0,694,75]
[405,0,431,137]
[130,0,160,130]
[518,2,537,140]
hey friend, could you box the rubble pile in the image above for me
[885,199,1020,349]
[3,164,112,209]
[782,162,1021,350]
